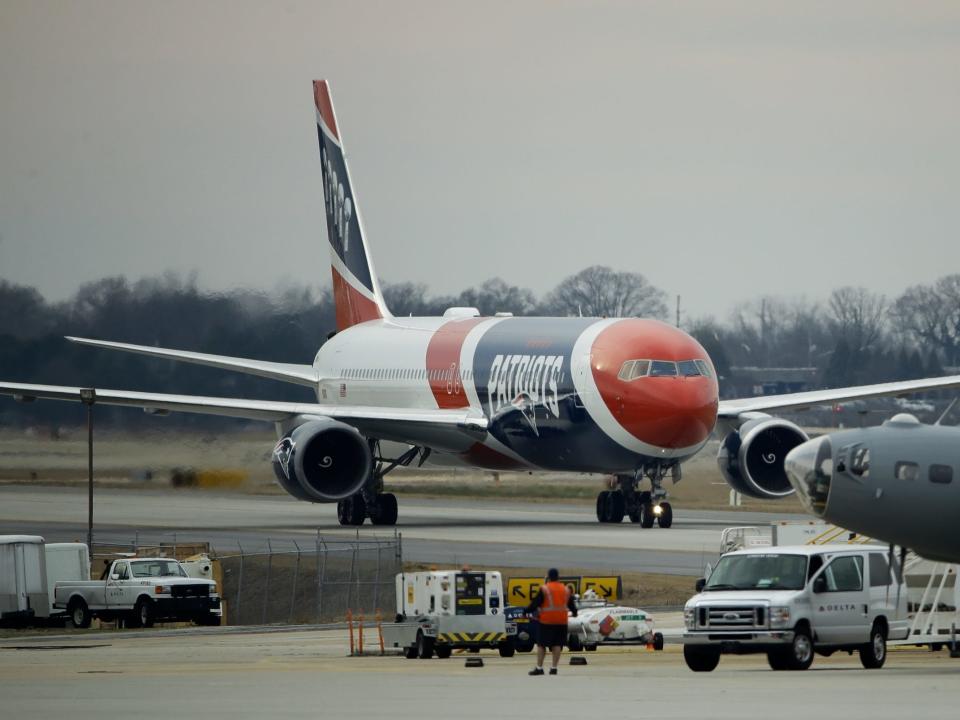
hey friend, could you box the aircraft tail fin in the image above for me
[313,80,391,330]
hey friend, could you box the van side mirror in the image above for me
[695,578,706,593]
[813,576,826,594]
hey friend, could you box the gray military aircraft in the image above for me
[784,412,959,563]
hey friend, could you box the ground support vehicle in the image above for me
[0,536,47,624]
[568,592,663,650]
[54,557,220,629]
[381,570,516,659]
[682,545,908,672]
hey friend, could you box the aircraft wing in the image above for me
[717,374,960,419]
[65,336,318,387]
[0,382,488,446]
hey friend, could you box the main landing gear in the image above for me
[337,442,423,527]
[596,465,674,528]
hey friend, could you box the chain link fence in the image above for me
[91,531,402,626]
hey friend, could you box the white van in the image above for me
[682,545,909,672]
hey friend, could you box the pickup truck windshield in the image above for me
[130,560,187,578]
[705,554,807,591]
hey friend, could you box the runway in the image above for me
[2,625,957,720]
[0,484,808,575]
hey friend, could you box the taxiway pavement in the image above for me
[0,485,809,574]
[1,625,957,720]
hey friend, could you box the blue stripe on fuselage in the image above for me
[471,318,643,473]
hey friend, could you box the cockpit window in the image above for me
[618,359,711,381]
[617,360,650,381]
[694,359,713,379]
[648,361,678,377]
[851,447,870,477]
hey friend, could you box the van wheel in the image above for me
[135,598,155,629]
[416,630,434,659]
[767,650,790,670]
[860,622,887,669]
[498,641,516,658]
[683,645,720,672]
[785,626,814,670]
[68,598,91,629]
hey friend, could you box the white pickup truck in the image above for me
[54,557,221,629]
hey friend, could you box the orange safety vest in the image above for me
[538,581,570,625]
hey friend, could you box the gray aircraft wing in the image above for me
[718,374,960,419]
[0,382,488,449]
[65,336,319,387]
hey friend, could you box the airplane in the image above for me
[5,80,960,529]
[785,411,960,563]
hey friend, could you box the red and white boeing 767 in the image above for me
[4,81,960,527]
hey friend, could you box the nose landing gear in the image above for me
[595,465,674,528]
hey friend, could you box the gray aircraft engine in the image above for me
[717,416,808,499]
[271,418,372,502]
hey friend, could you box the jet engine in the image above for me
[271,418,372,502]
[717,416,809,499]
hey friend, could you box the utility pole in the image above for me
[79,388,96,551]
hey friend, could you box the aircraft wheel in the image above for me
[606,492,625,523]
[639,502,655,529]
[337,495,366,526]
[370,493,398,526]
[596,491,610,522]
[656,502,673,528]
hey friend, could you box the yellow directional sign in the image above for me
[506,575,621,606]
[580,576,622,601]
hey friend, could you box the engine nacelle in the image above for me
[271,418,372,502]
[717,417,808,499]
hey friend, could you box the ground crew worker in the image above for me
[525,568,577,675]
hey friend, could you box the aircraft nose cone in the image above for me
[784,436,833,518]
[617,380,718,450]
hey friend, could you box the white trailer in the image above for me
[381,570,516,659]
[0,535,47,624]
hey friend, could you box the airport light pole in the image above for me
[80,388,96,551]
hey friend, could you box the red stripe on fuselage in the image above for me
[313,80,340,141]
[425,318,486,409]
[332,266,382,331]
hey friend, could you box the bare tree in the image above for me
[456,278,537,316]
[893,275,960,365]
[541,265,668,319]
[826,287,887,352]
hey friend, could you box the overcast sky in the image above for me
[1,0,959,321]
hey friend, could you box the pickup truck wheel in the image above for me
[435,645,452,659]
[68,598,91,629]
[653,632,664,651]
[416,630,434,659]
[135,598,155,629]
[683,645,720,672]
[859,623,887,669]
[568,634,583,652]
[403,644,418,659]
[785,626,814,670]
